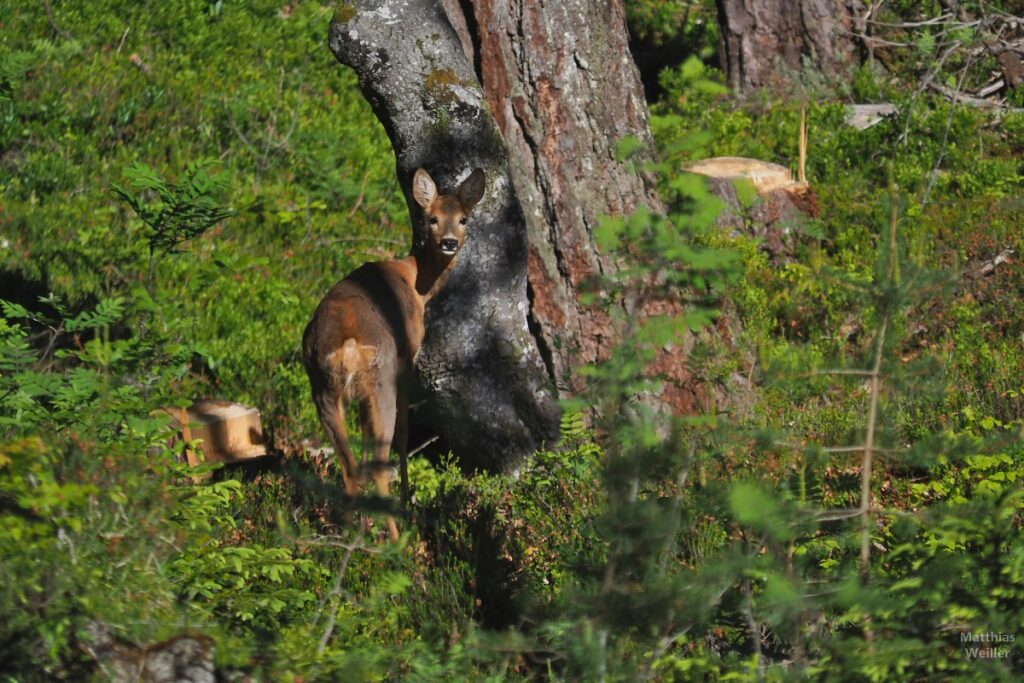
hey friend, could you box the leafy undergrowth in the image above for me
[2,1,1024,681]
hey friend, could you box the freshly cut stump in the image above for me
[685,156,817,258]
[684,156,800,195]
[159,400,267,466]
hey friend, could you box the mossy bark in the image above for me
[329,0,559,471]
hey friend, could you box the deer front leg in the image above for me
[396,391,410,508]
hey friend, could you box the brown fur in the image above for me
[303,168,485,540]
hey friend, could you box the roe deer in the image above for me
[302,167,485,540]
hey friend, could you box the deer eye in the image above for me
[429,216,438,225]
[459,217,468,225]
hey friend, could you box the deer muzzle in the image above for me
[439,237,459,255]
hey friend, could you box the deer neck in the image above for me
[413,248,458,303]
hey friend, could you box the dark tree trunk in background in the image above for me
[329,0,560,472]
[715,0,860,94]
[443,0,666,393]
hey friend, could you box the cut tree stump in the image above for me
[685,156,818,258]
[158,400,268,467]
[685,156,798,194]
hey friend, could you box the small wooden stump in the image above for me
[685,156,818,259]
[685,156,798,194]
[158,400,267,467]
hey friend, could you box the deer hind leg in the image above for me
[361,380,399,541]
[317,339,378,498]
[312,391,361,498]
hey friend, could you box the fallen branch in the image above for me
[967,248,1015,279]
[316,528,365,655]
[43,0,73,40]
[927,80,1004,109]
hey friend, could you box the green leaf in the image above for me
[614,135,646,162]
[733,178,758,209]
[0,50,35,101]
[594,215,624,252]
[916,32,936,56]
[680,55,705,81]
[1,300,43,324]
[668,172,710,200]
[729,482,794,541]
[763,572,801,609]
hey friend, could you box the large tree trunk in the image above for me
[442,0,664,396]
[445,1,720,416]
[330,0,726,472]
[716,0,861,94]
[329,0,560,471]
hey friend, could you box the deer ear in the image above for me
[458,168,485,212]
[412,168,437,209]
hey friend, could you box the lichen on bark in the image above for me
[332,2,358,24]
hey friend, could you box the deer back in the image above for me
[303,257,424,388]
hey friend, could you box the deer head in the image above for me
[412,167,485,259]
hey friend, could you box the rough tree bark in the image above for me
[445,0,725,417]
[329,0,560,471]
[442,0,664,395]
[715,0,861,94]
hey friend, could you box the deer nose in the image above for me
[440,238,459,253]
